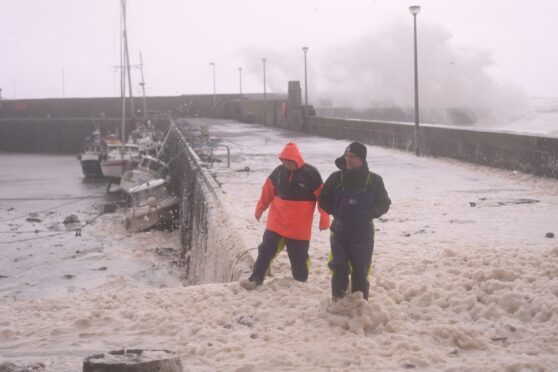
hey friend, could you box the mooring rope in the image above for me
[0,207,111,245]
[230,247,257,281]
[0,192,108,223]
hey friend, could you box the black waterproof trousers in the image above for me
[249,229,310,284]
[328,219,374,300]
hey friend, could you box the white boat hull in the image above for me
[125,196,179,232]
[120,169,157,194]
[120,156,171,194]
[100,159,128,181]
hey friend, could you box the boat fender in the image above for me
[147,196,158,208]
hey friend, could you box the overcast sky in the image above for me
[1,0,557,106]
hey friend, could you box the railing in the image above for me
[209,144,230,168]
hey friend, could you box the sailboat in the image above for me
[123,127,180,231]
[100,0,139,182]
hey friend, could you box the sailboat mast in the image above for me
[120,0,126,142]
[139,51,148,123]
[121,0,135,121]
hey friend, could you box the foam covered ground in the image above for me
[1,120,557,371]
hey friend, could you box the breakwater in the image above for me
[1,86,557,178]
[164,120,251,284]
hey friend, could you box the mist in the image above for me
[242,21,529,126]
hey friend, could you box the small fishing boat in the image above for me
[120,155,170,194]
[125,178,179,232]
[79,144,104,177]
[100,143,140,182]
[132,125,160,156]
[78,130,104,177]
[100,0,141,184]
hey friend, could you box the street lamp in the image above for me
[409,5,421,156]
[262,58,267,125]
[238,67,243,96]
[302,46,309,132]
[209,62,216,108]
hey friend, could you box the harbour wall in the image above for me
[305,117,558,178]
[0,118,131,153]
[224,84,558,180]
[0,94,289,153]
[1,89,557,178]
[0,95,234,153]
[237,83,558,179]
[165,120,251,284]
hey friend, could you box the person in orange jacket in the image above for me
[239,142,330,290]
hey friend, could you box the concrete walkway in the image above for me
[184,118,558,253]
[179,117,558,369]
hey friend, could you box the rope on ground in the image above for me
[0,195,105,201]
[0,191,106,223]
[0,207,109,235]
[0,231,67,245]
[230,247,257,281]
[0,207,110,245]
[0,230,57,234]
[77,210,106,230]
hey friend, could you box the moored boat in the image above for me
[100,143,140,182]
[78,129,104,177]
[125,178,179,232]
[79,143,104,177]
[120,155,170,194]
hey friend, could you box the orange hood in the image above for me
[279,142,305,168]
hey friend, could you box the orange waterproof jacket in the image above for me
[255,143,330,240]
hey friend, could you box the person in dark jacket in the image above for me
[240,142,330,290]
[319,141,391,301]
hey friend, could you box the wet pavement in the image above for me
[181,118,558,254]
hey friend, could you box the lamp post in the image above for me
[262,58,267,125]
[302,46,309,132]
[209,62,216,109]
[238,67,243,96]
[409,5,421,156]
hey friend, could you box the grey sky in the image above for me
[1,0,557,104]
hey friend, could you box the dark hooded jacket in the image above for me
[255,142,330,240]
[319,155,391,226]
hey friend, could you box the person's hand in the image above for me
[255,211,262,221]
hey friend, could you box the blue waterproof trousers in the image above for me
[249,229,310,284]
[328,219,374,300]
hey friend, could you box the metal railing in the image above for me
[209,144,230,168]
